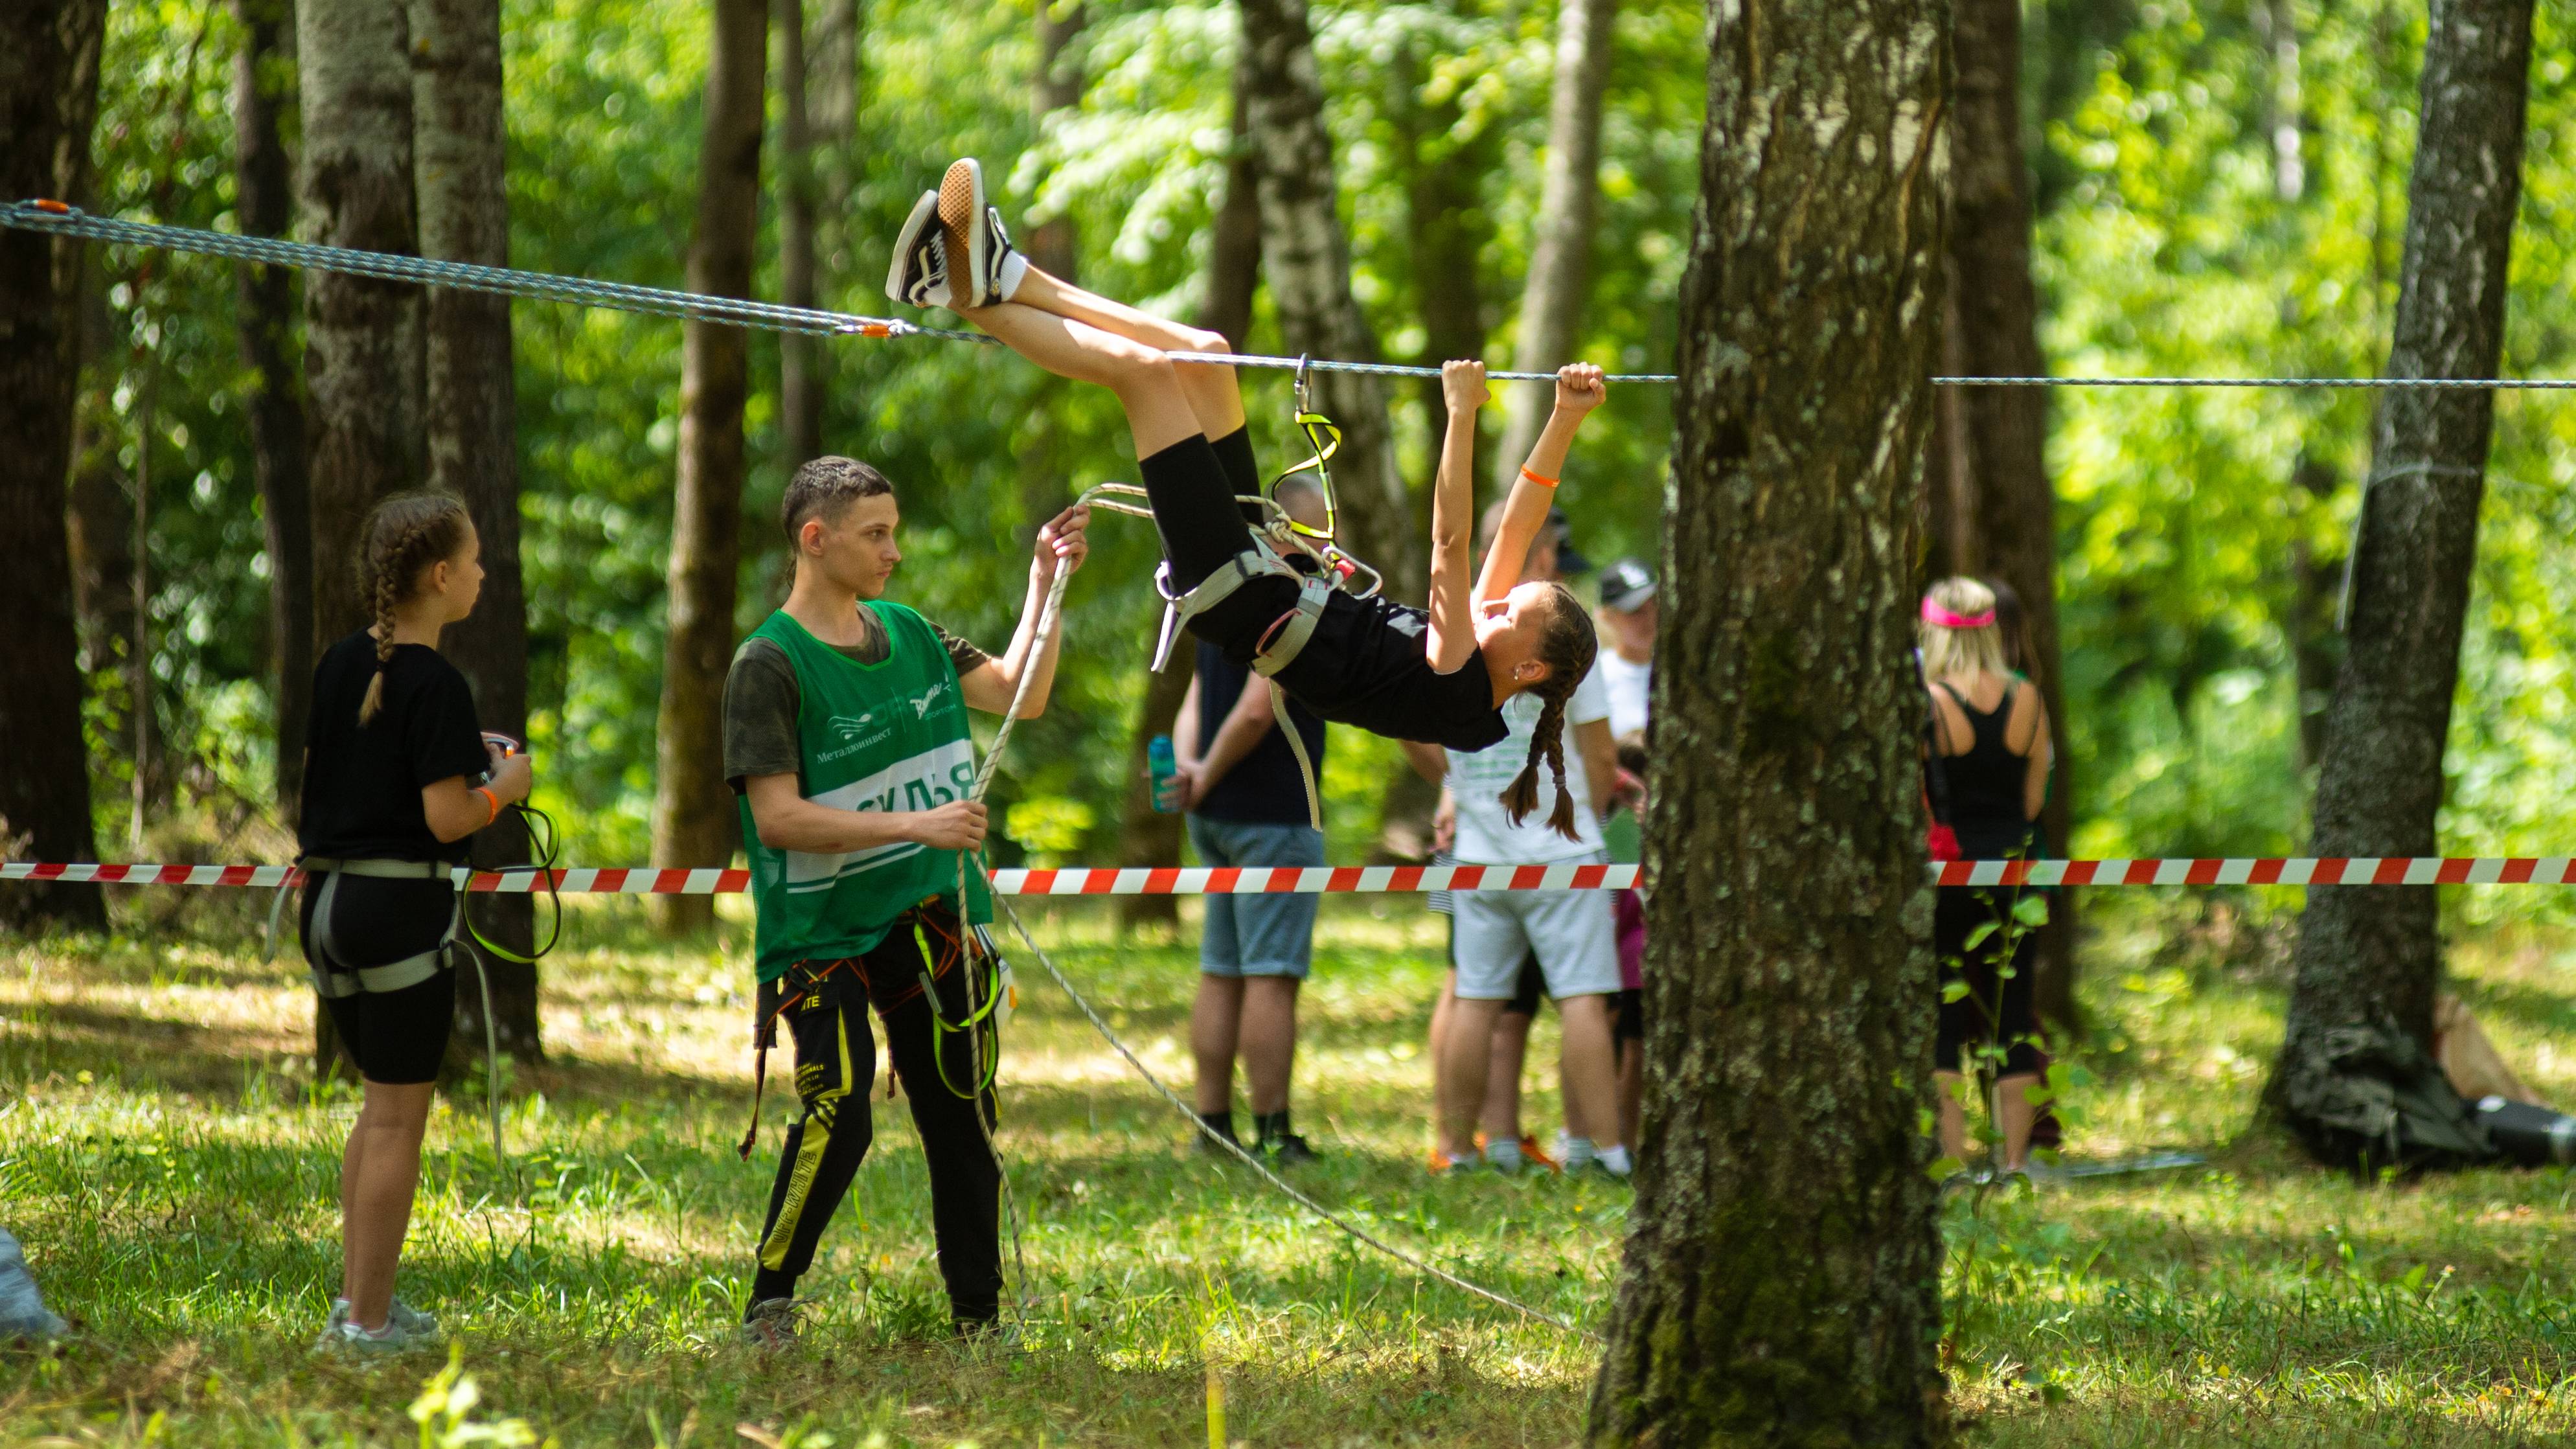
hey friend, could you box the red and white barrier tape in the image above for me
[6,858,2576,893]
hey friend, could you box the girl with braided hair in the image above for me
[883,162,1600,815]
[296,491,534,1354]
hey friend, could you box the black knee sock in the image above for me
[1211,427,1262,521]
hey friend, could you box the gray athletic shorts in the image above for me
[1188,814,1325,979]
[1450,851,1620,1001]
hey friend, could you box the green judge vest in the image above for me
[739,602,991,983]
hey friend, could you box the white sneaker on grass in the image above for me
[310,1299,439,1357]
[1554,1135,1599,1173]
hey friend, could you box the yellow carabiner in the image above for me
[1270,355,1342,542]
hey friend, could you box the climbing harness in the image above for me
[957,539,1598,1343]
[260,739,558,1170]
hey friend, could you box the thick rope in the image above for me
[13,201,2574,390]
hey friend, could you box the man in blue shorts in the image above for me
[1164,477,1330,1164]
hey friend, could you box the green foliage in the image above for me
[70,0,2576,897]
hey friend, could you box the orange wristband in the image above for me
[1520,466,1559,488]
[474,786,501,827]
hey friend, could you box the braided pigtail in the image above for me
[1499,692,1584,841]
[1496,581,1601,843]
[358,561,400,725]
[352,493,473,727]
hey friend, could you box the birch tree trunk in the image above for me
[2268,0,2533,1156]
[776,0,823,472]
[1586,0,1948,1437]
[0,0,108,931]
[650,0,768,935]
[1237,0,1417,606]
[1493,0,1617,488]
[234,0,315,819]
[1946,0,2078,1029]
[299,0,424,649]
[1027,1,1085,281]
[414,0,539,1062]
[1113,70,1262,931]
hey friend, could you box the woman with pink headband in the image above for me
[1920,576,2055,1183]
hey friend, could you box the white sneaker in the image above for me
[885,190,955,309]
[937,159,991,307]
[310,1301,438,1357]
[1554,1135,1599,1172]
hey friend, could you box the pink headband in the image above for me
[1921,597,1996,630]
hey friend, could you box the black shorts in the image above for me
[321,969,457,1084]
[1613,987,1643,1044]
[1500,952,1547,1018]
[302,873,459,1084]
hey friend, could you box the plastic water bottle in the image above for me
[1148,735,1178,812]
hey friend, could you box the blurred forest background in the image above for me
[64,0,2576,911]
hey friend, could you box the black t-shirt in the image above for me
[722,606,989,792]
[1270,593,1509,753]
[1191,639,1330,826]
[298,629,488,863]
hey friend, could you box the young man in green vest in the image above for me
[723,455,1088,1345]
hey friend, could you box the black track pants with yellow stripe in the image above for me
[753,927,1003,1323]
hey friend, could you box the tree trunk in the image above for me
[0,0,109,931]
[2267,0,2533,1154]
[1586,0,1948,1439]
[234,0,315,819]
[414,0,540,1064]
[300,0,424,1072]
[1493,0,1617,487]
[650,0,767,935]
[1113,65,1262,932]
[776,0,823,473]
[1026,1,1084,280]
[299,0,425,650]
[1237,0,1416,606]
[1947,0,2078,1031]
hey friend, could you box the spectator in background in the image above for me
[1983,574,2064,1154]
[1165,477,1331,1165]
[1595,558,1656,744]
[1921,577,2054,1179]
[1415,503,1626,1176]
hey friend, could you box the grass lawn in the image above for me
[5,892,2576,1445]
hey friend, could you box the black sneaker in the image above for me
[981,206,1028,304]
[1259,1132,1319,1165]
[884,190,955,309]
[937,159,990,307]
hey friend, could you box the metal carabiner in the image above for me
[1293,353,1314,416]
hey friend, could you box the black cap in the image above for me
[1599,557,1657,611]
[1547,507,1595,576]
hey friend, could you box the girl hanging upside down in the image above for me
[887,159,1606,838]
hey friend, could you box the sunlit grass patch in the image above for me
[4,897,2576,1444]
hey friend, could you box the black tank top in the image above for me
[1932,679,2039,860]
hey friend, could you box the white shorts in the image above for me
[1450,854,1621,1001]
